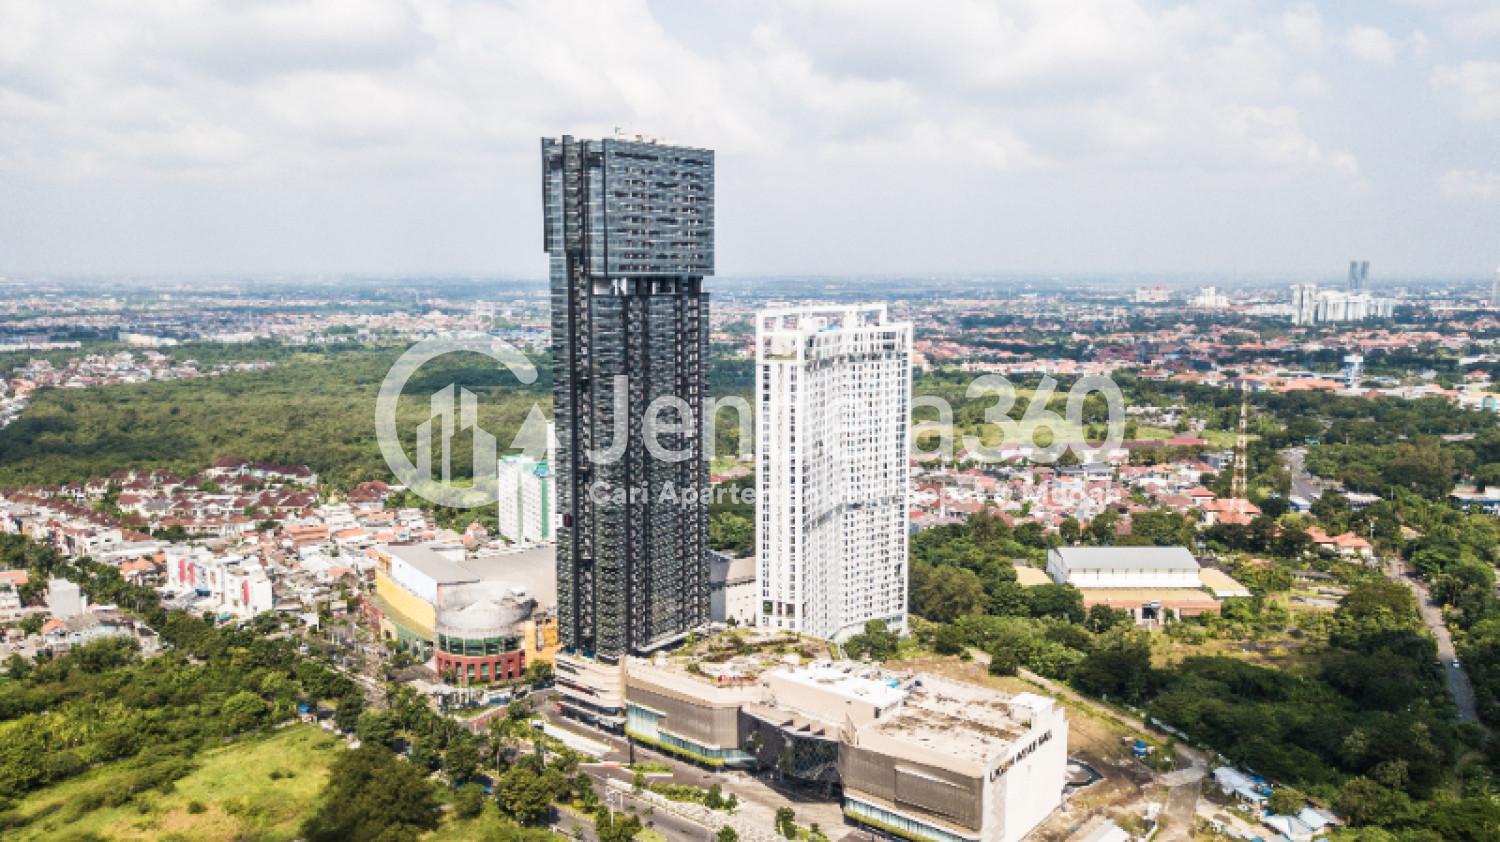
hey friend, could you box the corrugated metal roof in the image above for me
[1052,546,1199,571]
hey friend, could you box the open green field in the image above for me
[1134,424,1242,448]
[3,724,571,842]
[5,725,342,842]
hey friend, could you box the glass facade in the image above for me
[543,136,714,660]
[625,703,753,766]
[844,798,979,842]
[436,632,521,657]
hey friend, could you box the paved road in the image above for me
[1281,447,1323,502]
[1387,558,1483,726]
[1278,451,1483,727]
[594,783,715,842]
[555,793,711,842]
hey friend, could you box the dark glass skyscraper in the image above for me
[542,135,713,662]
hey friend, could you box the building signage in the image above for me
[989,729,1052,781]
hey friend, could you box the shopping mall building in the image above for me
[360,543,555,684]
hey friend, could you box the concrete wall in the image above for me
[374,570,436,637]
[842,745,984,832]
[763,671,899,728]
[985,697,1069,842]
[626,679,746,751]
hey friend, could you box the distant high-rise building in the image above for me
[756,304,912,641]
[1343,355,1364,390]
[1348,260,1370,293]
[1290,283,1319,325]
[498,422,556,545]
[1192,286,1229,309]
[1134,285,1168,304]
[542,135,713,666]
[498,455,554,545]
[1290,266,1394,326]
[1490,266,1500,309]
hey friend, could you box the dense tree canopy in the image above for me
[300,745,441,842]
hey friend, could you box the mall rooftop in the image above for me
[871,676,1050,766]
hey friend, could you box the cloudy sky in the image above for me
[1,0,1498,281]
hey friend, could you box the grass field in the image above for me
[6,724,639,842]
[1148,599,1331,676]
[6,725,343,842]
[1134,424,1242,449]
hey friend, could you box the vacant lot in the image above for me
[6,725,342,842]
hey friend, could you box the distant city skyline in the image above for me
[2,1,1499,278]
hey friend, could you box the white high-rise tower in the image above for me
[755,304,912,641]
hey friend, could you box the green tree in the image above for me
[911,563,986,622]
[525,658,554,685]
[334,695,363,734]
[595,807,644,842]
[1087,510,1121,545]
[1084,603,1127,633]
[1059,516,1082,545]
[496,756,563,825]
[453,782,486,819]
[1072,632,1157,704]
[1268,786,1303,816]
[709,511,755,557]
[444,735,481,784]
[220,690,270,734]
[775,806,797,839]
[933,623,966,655]
[988,647,1020,676]
[1026,583,1085,623]
[844,620,899,661]
[301,745,441,842]
[705,783,725,809]
[355,709,397,749]
[1334,777,1412,827]
[1127,509,1195,547]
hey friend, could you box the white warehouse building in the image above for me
[756,304,912,641]
[1045,546,1201,589]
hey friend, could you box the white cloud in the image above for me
[1343,25,1398,63]
[1281,5,1323,51]
[1430,1,1500,41]
[1291,73,1331,97]
[1434,61,1500,120]
[0,0,1363,184]
[1440,169,1500,199]
[28,1,1492,275]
